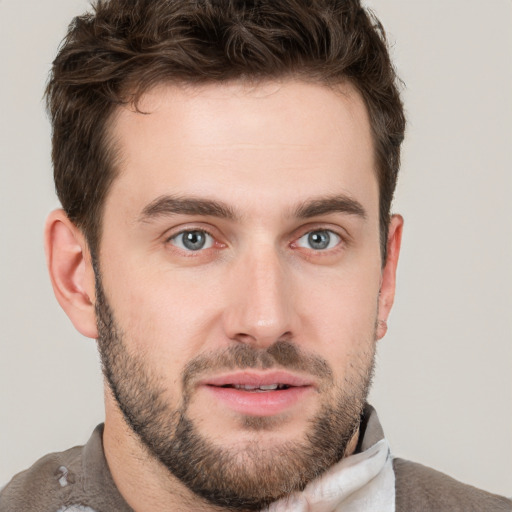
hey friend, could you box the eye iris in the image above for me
[183,231,206,251]
[308,231,330,250]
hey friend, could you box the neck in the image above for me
[344,427,360,458]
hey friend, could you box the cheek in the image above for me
[100,257,222,375]
[300,263,381,363]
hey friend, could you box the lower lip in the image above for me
[203,385,312,416]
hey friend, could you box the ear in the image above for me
[44,209,98,339]
[376,214,403,340]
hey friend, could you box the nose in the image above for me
[222,245,296,349]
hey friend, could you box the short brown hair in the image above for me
[46,0,405,259]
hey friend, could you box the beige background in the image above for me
[1,0,511,497]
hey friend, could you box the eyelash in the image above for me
[165,226,345,257]
[166,228,220,253]
[294,230,342,251]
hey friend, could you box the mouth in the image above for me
[199,371,314,416]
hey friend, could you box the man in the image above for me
[1,0,510,511]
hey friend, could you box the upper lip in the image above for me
[199,370,315,389]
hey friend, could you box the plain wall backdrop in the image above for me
[1,0,511,497]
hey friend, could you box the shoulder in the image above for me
[0,425,132,512]
[393,457,512,512]
[0,444,89,512]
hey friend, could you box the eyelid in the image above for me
[292,222,348,241]
[163,224,226,255]
[295,229,341,250]
[161,222,348,256]
[164,223,217,242]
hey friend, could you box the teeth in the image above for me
[259,384,279,390]
[233,384,281,391]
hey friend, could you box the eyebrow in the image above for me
[293,195,367,220]
[139,195,238,222]
[138,193,367,223]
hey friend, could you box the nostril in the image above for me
[231,332,258,344]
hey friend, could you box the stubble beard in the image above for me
[94,272,376,511]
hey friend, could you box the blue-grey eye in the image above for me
[170,230,214,251]
[296,230,340,250]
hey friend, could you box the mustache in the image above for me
[182,340,333,392]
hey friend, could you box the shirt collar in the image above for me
[265,405,395,512]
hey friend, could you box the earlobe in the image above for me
[44,209,98,339]
[376,214,403,340]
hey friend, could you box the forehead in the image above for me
[106,80,378,220]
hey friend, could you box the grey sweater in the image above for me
[1,408,510,511]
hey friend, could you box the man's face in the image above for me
[96,80,389,509]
